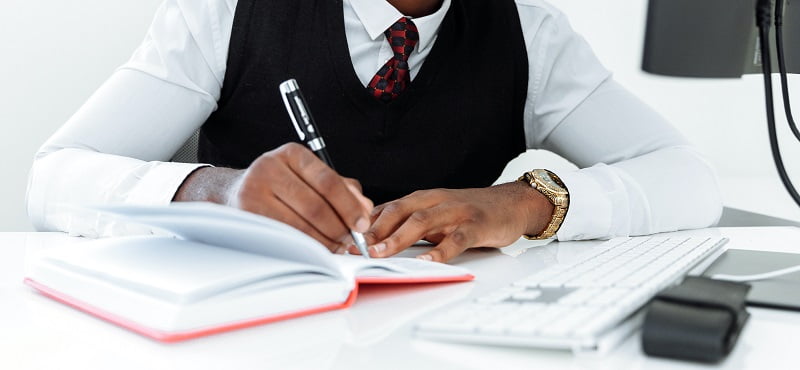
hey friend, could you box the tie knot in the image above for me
[384,17,419,61]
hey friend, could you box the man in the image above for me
[27,0,722,262]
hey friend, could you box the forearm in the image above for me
[554,146,722,240]
[26,75,215,235]
[535,80,722,240]
[616,145,722,233]
[26,148,206,235]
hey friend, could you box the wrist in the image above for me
[499,181,554,238]
[517,169,570,240]
[173,166,243,205]
[513,180,555,237]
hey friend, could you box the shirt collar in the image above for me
[348,0,451,53]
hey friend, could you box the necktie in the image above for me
[367,17,419,103]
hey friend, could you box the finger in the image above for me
[371,206,458,258]
[343,177,363,193]
[346,244,363,255]
[272,166,353,243]
[369,203,386,225]
[281,143,371,232]
[417,225,477,263]
[423,233,446,244]
[365,201,413,246]
[365,190,443,245]
[345,181,374,212]
[241,197,342,252]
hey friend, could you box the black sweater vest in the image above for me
[199,0,529,204]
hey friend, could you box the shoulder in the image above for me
[514,0,562,15]
[171,0,238,21]
[166,0,238,32]
[513,0,569,32]
[150,0,239,86]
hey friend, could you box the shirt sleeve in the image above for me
[25,0,237,236]
[516,1,723,240]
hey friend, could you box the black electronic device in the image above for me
[703,249,800,311]
[642,0,800,361]
[643,0,800,208]
[643,0,800,78]
[641,277,751,363]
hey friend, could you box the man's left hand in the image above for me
[352,181,555,262]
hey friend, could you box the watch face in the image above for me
[536,170,565,192]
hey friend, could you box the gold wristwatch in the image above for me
[517,169,569,240]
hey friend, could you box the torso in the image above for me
[199,0,529,204]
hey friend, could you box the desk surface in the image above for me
[3,228,800,370]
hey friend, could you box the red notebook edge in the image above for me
[23,278,358,343]
[355,273,475,284]
[22,273,473,342]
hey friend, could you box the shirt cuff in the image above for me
[125,161,210,205]
[555,164,630,241]
[78,161,208,238]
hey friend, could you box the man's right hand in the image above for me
[173,142,373,252]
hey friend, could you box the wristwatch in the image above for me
[517,169,569,240]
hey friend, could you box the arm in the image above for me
[540,79,723,240]
[26,0,371,247]
[521,7,722,240]
[26,0,230,236]
[360,3,722,262]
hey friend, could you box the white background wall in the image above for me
[1,0,798,231]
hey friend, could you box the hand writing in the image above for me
[351,181,554,262]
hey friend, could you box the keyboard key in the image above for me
[587,288,631,306]
[538,307,599,337]
[571,307,626,338]
[558,288,602,305]
[509,306,563,335]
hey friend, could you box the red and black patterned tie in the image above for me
[367,17,419,103]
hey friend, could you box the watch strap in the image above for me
[518,169,569,240]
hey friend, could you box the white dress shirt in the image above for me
[26,0,723,239]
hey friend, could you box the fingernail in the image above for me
[334,246,346,254]
[417,254,432,261]
[355,217,370,233]
[370,243,386,256]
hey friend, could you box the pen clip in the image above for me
[279,79,306,141]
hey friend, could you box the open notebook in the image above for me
[24,203,473,342]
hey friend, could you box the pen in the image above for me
[279,78,371,259]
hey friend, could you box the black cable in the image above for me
[756,0,800,207]
[774,0,800,141]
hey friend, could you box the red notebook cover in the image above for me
[24,273,473,342]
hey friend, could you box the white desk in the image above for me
[2,228,800,370]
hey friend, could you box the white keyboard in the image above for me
[415,236,728,354]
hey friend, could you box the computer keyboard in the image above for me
[415,236,728,354]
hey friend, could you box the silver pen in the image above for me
[279,79,371,259]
